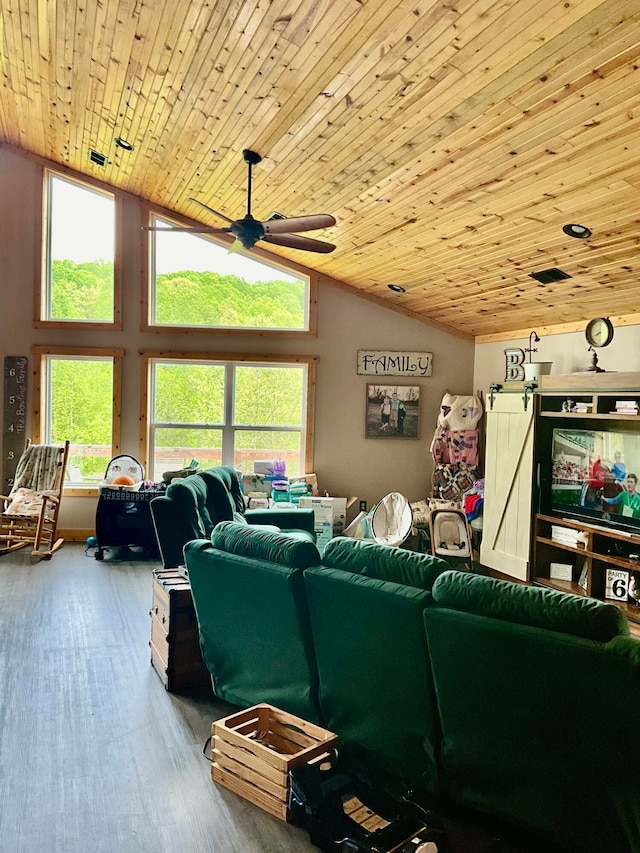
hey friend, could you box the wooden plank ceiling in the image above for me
[0,0,639,341]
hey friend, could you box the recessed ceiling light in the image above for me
[562,223,591,239]
[115,137,134,151]
[388,283,406,293]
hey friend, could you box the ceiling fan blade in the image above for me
[262,214,336,235]
[143,225,231,233]
[263,233,336,253]
[188,198,234,224]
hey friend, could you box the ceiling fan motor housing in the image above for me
[231,215,265,249]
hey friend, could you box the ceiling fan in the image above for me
[146,149,336,254]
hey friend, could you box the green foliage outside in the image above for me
[50,259,114,321]
[50,359,114,481]
[49,260,307,480]
[50,259,306,329]
[155,271,305,329]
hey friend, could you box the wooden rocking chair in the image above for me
[0,439,70,559]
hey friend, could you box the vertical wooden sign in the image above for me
[2,356,28,494]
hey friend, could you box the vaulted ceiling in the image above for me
[1,0,639,341]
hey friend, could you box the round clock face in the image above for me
[585,317,614,348]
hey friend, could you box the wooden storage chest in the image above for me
[149,568,211,692]
[211,703,338,821]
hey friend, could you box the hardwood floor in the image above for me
[0,544,560,853]
[0,544,316,853]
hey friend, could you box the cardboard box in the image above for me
[298,496,348,528]
[240,473,275,497]
[211,704,338,821]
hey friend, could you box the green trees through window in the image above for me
[150,360,307,481]
[48,357,115,483]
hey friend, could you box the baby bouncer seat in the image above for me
[369,492,413,547]
[428,507,474,571]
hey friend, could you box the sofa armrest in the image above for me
[245,507,315,534]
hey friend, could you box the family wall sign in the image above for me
[357,350,433,377]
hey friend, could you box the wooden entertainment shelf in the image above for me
[532,371,640,629]
[533,513,640,627]
[482,371,640,633]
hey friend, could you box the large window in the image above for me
[40,172,119,326]
[149,216,312,332]
[32,347,123,490]
[142,353,316,482]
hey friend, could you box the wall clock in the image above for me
[585,317,614,348]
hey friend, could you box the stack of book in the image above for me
[551,525,581,547]
[572,401,592,413]
[614,400,639,415]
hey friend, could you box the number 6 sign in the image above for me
[605,568,629,601]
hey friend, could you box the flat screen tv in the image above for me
[550,428,640,533]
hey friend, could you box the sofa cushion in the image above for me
[322,536,449,591]
[211,520,321,568]
[432,570,629,642]
[165,475,215,537]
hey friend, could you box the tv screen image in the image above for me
[551,428,640,528]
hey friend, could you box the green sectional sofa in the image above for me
[149,465,315,569]
[184,522,640,853]
[424,571,640,853]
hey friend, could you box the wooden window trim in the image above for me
[138,350,317,475]
[141,208,318,337]
[32,345,124,496]
[33,168,123,331]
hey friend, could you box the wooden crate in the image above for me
[211,703,338,821]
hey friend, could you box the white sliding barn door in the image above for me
[480,391,535,581]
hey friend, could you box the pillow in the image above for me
[211,520,321,569]
[432,570,629,642]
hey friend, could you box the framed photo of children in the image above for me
[366,384,420,439]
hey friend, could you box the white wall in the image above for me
[473,326,640,395]
[0,146,475,535]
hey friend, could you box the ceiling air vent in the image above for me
[89,149,108,167]
[528,267,572,284]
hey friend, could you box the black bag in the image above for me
[289,759,447,853]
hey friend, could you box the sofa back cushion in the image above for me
[304,565,440,795]
[432,570,629,642]
[165,474,215,537]
[322,536,449,591]
[198,467,244,521]
[211,520,321,568]
[425,572,640,852]
[185,536,321,722]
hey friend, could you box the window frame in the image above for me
[32,345,124,496]
[35,168,123,330]
[139,350,317,478]
[141,209,318,337]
